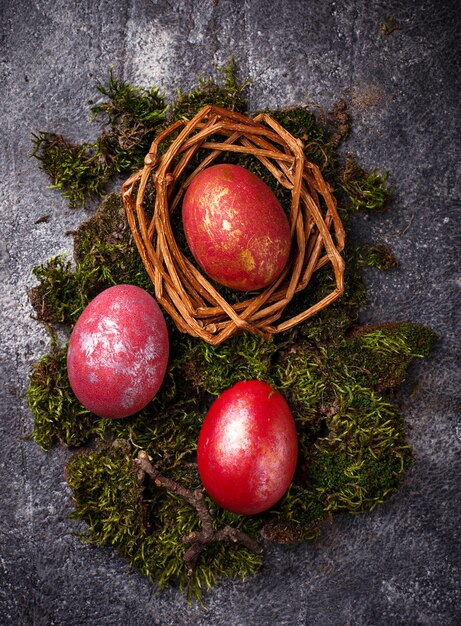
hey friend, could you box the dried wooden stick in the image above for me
[135,451,263,576]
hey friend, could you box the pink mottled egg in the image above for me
[197,380,298,515]
[67,285,169,419]
[182,164,291,291]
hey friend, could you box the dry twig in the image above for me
[135,450,263,575]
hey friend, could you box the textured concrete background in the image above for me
[1,1,460,624]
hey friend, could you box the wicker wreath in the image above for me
[121,105,345,345]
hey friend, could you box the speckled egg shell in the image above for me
[182,164,291,291]
[67,284,169,419]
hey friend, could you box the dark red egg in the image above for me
[197,380,298,515]
[67,284,169,419]
[182,164,291,291]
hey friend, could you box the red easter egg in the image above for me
[197,380,298,515]
[182,164,291,291]
[67,284,169,418]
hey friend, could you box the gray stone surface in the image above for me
[1,0,460,624]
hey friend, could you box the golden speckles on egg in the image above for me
[240,249,256,272]
[209,186,230,210]
[182,164,291,291]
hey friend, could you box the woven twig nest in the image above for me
[122,105,345,345]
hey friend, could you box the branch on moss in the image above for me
[135,450,263,576]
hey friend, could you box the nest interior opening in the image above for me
[122,105,345,345]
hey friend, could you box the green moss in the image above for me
[32,62,247,209]
[27,66,437,599]
[339,154,389,212]
[255,320,428,534]
[306,387,411,514]
[108,384,202,475]
[380,16,401,37]
[29,255,82,325]
[309,438,411,513]
[66,441,154,574]
[270,107,338,176]
[150,495,262,599]
[286,249,368,345]
[90,69,167,128]
[66,440,262,600]
[27,347,106,449]
[31,132,106,208]
[338,323,438,391]
[179,333,279,396]
[169,58,249,121]
[72,192,152,292]
[32,70,167,208]
[262,484,326,543]
[359,242,400,270]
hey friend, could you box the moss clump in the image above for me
[180,333,279,396]
[29,256,82,325]
[308,390,412,511]
[339,154,389,212]
[260,483,326,543]
[32,71,167,208]
[27,66,437,599]
[169,58,249,121]
[32,62,246,209]
[31,133,106,208]
[147,494,263,598]
[344,323,437,390]
[65,440,149,548]
[72,192,152,294]
[265,322,435,531]
[27,347,106,448]
[359,242,400,270]
[29,193,151,326]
